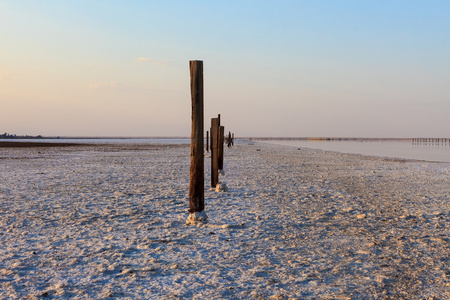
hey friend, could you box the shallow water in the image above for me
[262,140,450,162]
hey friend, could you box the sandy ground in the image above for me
[0,142,449,299]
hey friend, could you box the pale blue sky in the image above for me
[1,1,449,137]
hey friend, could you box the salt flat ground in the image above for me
[0,142,449,299]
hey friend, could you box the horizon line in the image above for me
[2,135,450,140]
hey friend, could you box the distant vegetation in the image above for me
[1,132,43,139]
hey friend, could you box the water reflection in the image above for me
[263,139,450,163]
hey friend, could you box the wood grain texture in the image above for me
[189,60,204,213]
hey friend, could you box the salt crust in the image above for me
[0,142,449,299]
[215,182,228,192]
[186,210,208,224]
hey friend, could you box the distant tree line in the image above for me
[1,132,43,139]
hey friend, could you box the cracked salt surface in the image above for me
[0,142,449,299]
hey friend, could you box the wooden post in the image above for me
[216,113,221,155]
[232,133,234,146]
[209,127,212,152]
[219,126,224,170]
[188,60,206,221]
[206,131,209,153]
[211,118,219,187]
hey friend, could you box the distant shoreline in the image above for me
[0,141,190,149]
[0,142,90,148]
[0,136,189,140]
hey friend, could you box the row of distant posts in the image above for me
[206,115,234,188]
[188,60,234,223]
[412,138,450,145]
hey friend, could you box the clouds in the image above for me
[87,81,117,89]
[0,71,16,81]
[134,57,168,68]
[135,57,151,62]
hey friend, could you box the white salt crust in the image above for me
[0,142,449,299]
[215,182,228,192]
[186,210,208,224]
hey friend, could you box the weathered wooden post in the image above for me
[206,131,209,153]
[217,114,222,169]
[219,126,225,170]
[211,118,219,187]
[209,126,213,152]
[232,133,234,146]
[188,60,207,223]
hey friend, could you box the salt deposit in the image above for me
[0,142,449,299]
[186,211,208,225]
[215,182,228,193]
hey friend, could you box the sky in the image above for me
[1,1,449,138]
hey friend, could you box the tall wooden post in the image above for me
[211,118,219,187]
[206,131,209,153]
[219,126,225,170]
[188,60,206,221]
